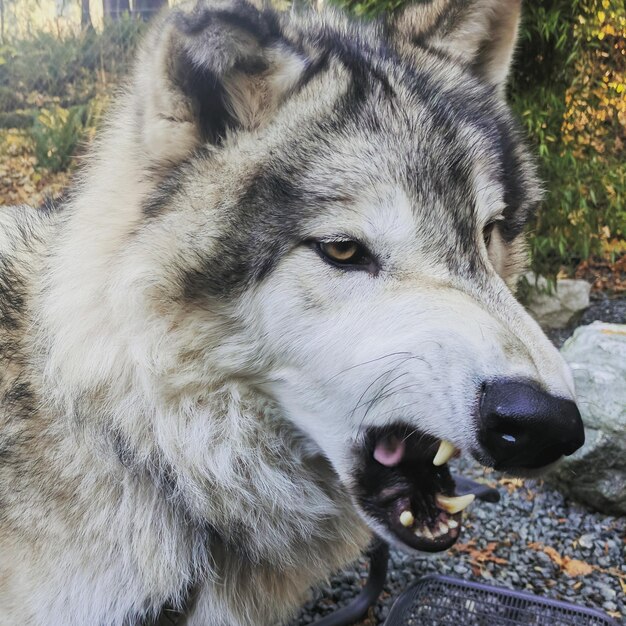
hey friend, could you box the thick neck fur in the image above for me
[8,211,370,624]
[0,90,370,625]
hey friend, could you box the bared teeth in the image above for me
[437,521,449,535]
[436,493,475,514]
[433,440,457,466]
[399,510,415,528]
[448,519,459,529]
[416,525,434,540]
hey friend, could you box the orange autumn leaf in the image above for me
[541,546,564,568]
[528,542,594,577]
[454,540,508,566]
[564,559,594,577]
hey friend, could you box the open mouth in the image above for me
[353,425,474,552]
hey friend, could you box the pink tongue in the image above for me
[373,437,405,467]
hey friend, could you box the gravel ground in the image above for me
[545,291,626,348]
[292,295,626,626]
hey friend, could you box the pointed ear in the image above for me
[135,0,308,166]
[390,0,522,93]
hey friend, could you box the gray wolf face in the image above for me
[67,0,584,555]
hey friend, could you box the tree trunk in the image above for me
[0,0,4,44]
[103,0,130,21]
[133,0,167,21]
[81,0,92,29]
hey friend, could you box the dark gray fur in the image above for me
[133,2,537,299]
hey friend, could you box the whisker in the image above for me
[351,354,433,429]
[353,384,424,417]
[324,351,413,384]
[379,399,429,418]
[349,380,421,414]
[348,367,405,421]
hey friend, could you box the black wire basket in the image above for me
[385,575,619,626]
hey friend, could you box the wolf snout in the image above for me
[477,380,585,471]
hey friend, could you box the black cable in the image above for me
[452,474,501,503]
[313,539,389,626]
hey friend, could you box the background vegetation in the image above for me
[510,0,625,284]
[0,0,624,287]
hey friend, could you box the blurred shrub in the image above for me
[0,16,144,105]
[29,94,110,172]
[0,16,140,169]
[0,85,24,112]
[30,106,86,172]
[511,0,625,276]
[0,111,34,128]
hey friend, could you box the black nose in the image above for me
[478,380,585,470]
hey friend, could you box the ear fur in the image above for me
[135,0,308,165]
[390,0,522,93]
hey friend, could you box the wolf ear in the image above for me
[390,0,521,93]
[136,0,307,165]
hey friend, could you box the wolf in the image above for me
[0,0,585,624]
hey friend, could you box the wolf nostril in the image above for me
[478,379,585,470]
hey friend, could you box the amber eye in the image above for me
[483,222,496,247]
[320,241,360,262]
[312,239,377,272]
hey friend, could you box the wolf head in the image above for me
[41,0,584,554]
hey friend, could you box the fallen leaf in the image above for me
[541,545,564,567]
[563,559,593,577]
[528,542,596,577]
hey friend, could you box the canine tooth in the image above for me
[448,519,459,529]
[437,521,449,535]
[433,440,457,466]
[399,510,415,528]
[436,493,475,514]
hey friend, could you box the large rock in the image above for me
[548,322,626,514]
[525,275,591,329]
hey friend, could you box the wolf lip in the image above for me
[389,498,463,552]
[354,427,470,552]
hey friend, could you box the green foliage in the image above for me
[0,110,35,128]
[513,69,625,274]
[529,149,625,271]
[0,85,24,112]
[512,0,583,91]
[30,105,87,172]
[0,17,144,169]
[511,0,625,277]
[0,16,144,105]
